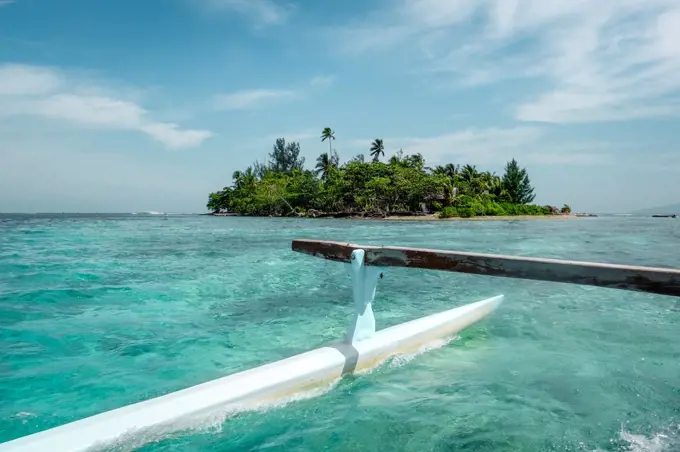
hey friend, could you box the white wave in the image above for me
[11,412,36,424]
[129,211,168,216]
[90,379,341,452]
[619,429,668,452]
[112,334,455,449]
[387,334,460,368]
[593,425,678,452]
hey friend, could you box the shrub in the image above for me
[458,207,475,218]
[454,195,476,209]
[524,204,545,215]
[439,206,458,218]
[470,200,486,216]
[499,202,517,215]
[494,202,548,216]
[484,202,507,216]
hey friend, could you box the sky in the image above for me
[0,0,678,213]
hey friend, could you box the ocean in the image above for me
[1,214,678,451]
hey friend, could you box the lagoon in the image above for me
[1,214,679,451]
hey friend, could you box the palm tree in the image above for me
[351,153,365,163]
[477,171,493,192]
[321,127,335,154]
[389,148,403,166]
[231,170,243,188]
[460,164,478,183]
[404,153,424,170]
[370,139,385,162]
[315,150,339,180]
[488,175,506,200]
[232,168,256,190]
[442,179,457,206]
[444,163,459,178]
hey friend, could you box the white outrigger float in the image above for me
[2,239,680,452]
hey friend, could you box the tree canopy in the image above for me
[501,158,535,204]
[267,138,305,173]
[207,132,561,218]
[370,139,385,162]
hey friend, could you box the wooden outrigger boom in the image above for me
[292,239,680,297]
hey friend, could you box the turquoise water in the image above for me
[1,214,679,451]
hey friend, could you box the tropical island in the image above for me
[207,128,572,219]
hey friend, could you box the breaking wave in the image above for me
[593,424,679,452]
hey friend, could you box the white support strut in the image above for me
[346,249,384,344]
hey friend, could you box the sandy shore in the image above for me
[366,214,579,221]
[208,213,580,221]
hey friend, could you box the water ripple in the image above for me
[0,214,678,451]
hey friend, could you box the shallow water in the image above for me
[1,214,679,451]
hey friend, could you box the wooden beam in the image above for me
[292,239,680,297]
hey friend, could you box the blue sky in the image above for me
[0,0,678,213]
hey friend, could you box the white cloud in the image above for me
[309,75,336,88]
[264,129,317,142]
[139,123,213,149]
[213,88,295,110]
[197,0,291,26]
[399,127,544,165]
[213,75,335,111]
[0,64,62,95]
[0,64,212,149]
[334,0,680,123]
[350,127,613,167]
[0,140,216,213]
[650,151,680,173]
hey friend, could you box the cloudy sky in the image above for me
[0,0,678,213]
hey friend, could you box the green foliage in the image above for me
[496,203,546,216]
[314,150,339,180]
[321,127,335,154]
[502,158,535,204]
[483,202,507,216]
[454,195,476,208]
[206,187,232,213]
[457,207,475,218]
[269,138,305,173]
[439,206,458,218]
[370,139,385,162]
[561,204,572,214]
[207,139,564,218]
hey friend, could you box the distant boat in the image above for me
[652,214,677,218]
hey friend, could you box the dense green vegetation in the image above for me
[207,129,564,218]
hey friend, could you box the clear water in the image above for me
[1,214,679,451]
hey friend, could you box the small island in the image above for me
[207,128,573,220]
